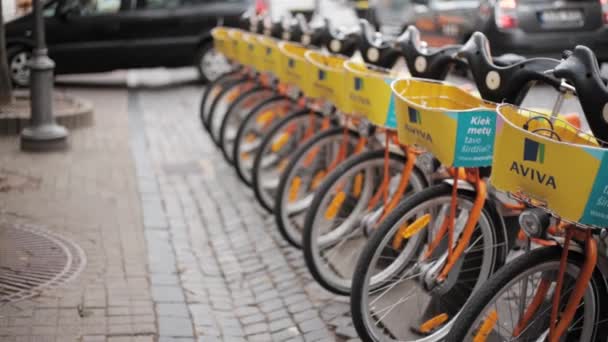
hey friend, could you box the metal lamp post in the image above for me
[20,0,68,151]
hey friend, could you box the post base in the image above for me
[20,124,69,152]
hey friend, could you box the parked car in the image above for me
[4,0,250,86]
[374,0,608,62]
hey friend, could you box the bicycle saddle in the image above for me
[492,54,526,67]
[239,10,255,30]
[395,26,462,80]
[249,14,266,34]
[266,16,284,39]
[358,19,400,68]
[554,46,608,143]
[283,14,306,43]
[325,18,360,57]
[301,18,331,48]
[458,32,560,105]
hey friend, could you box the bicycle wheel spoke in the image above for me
[373,288,419,324]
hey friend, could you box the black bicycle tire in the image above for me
[350,182,507,342]
[231,95,292,186]
[200,69,244,130]
[447,246,608,342]
[273,127,362,248]
[303,149,427,296]
[218,87,278,164]
[207,79,261,146]
[251,109,324,213]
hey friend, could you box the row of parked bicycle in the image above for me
[200,12,608,342]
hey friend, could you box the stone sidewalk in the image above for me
[0,87,155,342]
[0,79,358,341]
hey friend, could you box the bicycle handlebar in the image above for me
[458,32,561,105]
[395,26,461,80]
[554,46,608,143]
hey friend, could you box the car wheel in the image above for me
[8,46,32,87]
[196,42,232,84]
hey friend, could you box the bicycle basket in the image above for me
[278,42,315,98]
[392,78,497,167]
[305,50,351,114]
[227,29,246,66]
[242,32,264,71]
[344,61,409,129]
[256,35,281,75]
[211,27,231,60]
[492,104,608,228]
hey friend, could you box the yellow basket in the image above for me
[211,27,232,60]
[227,29,246,66]
[278,42,315,98]
[392,78,497,167]
[256,35,282,75]
[491,104,608,227]
[305,50,350,113]
[242,33,264,71]
[344,61,409,128]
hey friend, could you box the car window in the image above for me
[43,1,58,16]
[180,0,246,4]
[61,0,122,15]
[94,0,121,12]
[138,0,180,9]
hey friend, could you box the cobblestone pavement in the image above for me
[130,84,359,342]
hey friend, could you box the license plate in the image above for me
[540,9,584,27]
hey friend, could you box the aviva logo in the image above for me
[318,70,326,81]
[288,58,295,68]
[354,77,363,91]
[523,138,545,163]
[408,107,422,124]
[403,107,431,142]
[509,138,556,189]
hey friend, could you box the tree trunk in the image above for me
[0,3,14,106]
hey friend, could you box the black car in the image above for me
[5,0,249,86]
[374,0,608,62]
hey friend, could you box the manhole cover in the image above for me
[0,222,86,304]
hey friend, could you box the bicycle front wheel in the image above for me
[447,246,608,342]
[351,183,507,342]
[251,109,325,213]
[274,127,362,248]
[232,96,296,186]
[218,89,282,164]
[302,149,427,295]
[200,70,244,131]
